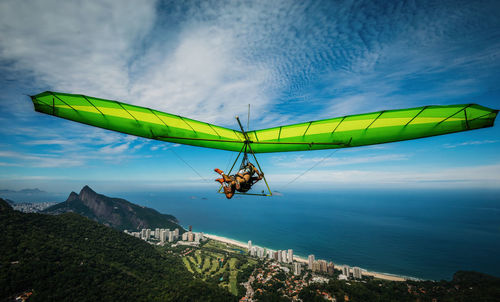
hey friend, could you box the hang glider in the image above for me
[30,91,498,153]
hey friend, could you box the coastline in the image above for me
[204,233,407,282]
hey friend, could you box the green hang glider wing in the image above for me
[246,104,498,153]
[31,91,498,153]
[31,91,246,152]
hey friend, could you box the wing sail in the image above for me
[31,92,498,154]
[31,91,245,152]
[246,104,498,153]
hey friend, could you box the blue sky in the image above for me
[0,0,499,195]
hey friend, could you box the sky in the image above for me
[0,0,499,196]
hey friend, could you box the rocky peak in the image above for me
[43,186,181,231]
[67,191,79,202]
[79,185,98,202]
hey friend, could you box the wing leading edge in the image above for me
[31,92,498,153]
[31,91,246,152]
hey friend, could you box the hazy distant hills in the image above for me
[43,185,183,231]
[0,198,235,301]
[0,188,46,194]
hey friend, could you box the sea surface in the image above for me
[100,189,500,280]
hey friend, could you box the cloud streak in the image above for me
[273,153,409,168]
[271,163,500,189]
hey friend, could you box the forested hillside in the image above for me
[0,199,236,301]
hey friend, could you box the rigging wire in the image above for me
[169,147,209,182]
[282,148,341,188]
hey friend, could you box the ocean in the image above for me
[105,189,500,280]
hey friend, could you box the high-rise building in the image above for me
[312,261,321,272]
[293,262,302,276]
[353,267,362,279]
[277,250,282,262]
[308,255,315,270]
[248,240,252,252]
[281,250,287,263]
[267,250,274,260]
[141,229,147,240]
[327,262,335,275]
[182,232,188,241]
[174,228,179,237]
[257,247,265,258]
[160,230,167,243]
[194,232,201,243]
[287,249,293,263]
[319,260,327,273]
[342,265,351,278]
[155,228,160,239]
[168,231,174,242]
[187,232,194,242]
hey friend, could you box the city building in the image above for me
[187,232,194,242]
[281,250,287,263]
[312,261,321,272]
[353,267,362,279]
[327,262,335,275]
[287,249,293,263]
[155,228,160,239]
[277,250,282,262]
[342,265,351,278]
[160,230,167,243]
[182,232,188,241]
[319,260,327,272]
[168,231,174,242]
[267,250,274,260]
[308,255,315,270]
[293,262,302,276]
[248,240,252,251]
[257,247,265,258]
[174,228,179,237]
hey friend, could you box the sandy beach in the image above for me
[204,233,407,282]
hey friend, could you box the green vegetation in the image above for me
[176,240,258,298]
[299,272,500,302]
[0,200,235,301]
[3,197,499,301]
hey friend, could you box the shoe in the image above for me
[215,178,224,184]
[214,168,224,175]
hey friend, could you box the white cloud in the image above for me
[271,163,500,189]
[273,153,409,168]
[99,143,131,155]
[0,150,85,167]
[131,26,272,125]
[0,0,156,100]
[444,140,499,148]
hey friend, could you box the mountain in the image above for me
[0,188,46,194]
[0,198,13,212]
[0,201,236,301]
[43,186,183,231]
